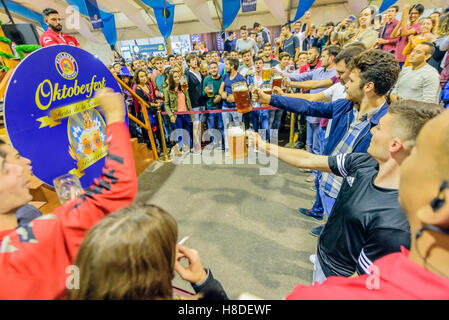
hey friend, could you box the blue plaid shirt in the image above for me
[320,106,382,199]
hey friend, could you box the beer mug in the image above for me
[206,83,214,98]
[227,121,247,159]
[272,73,283,89]
[180,75,188,91]
[262,63,271,82]
[261,83,272,95]
[231,81,252,114]
[53,174,84,205]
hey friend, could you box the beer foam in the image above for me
[227,127,245,136]
[233,86,248,92]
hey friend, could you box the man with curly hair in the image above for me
[252,49,400,236]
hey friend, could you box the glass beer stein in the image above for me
[227,121,247,159]
[232,81,252,114]
[262,63,271,82]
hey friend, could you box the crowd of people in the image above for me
[0,4,449,300]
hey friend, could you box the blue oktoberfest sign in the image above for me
[4,45,125,188]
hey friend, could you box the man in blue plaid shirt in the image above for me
[252,49,400,235]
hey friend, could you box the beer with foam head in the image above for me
[232,81,252,114]
[227,122,247,159]
[262,63,271,82]
[261,83,272,95]
[272,73,283,88]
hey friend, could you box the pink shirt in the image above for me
[394,22,422,63]
[177,89,187,112]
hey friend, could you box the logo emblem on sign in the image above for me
[55,52,79,80]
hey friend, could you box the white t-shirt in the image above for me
[323,82,346,101]
[294,31,306,51]
[323,82,347,138]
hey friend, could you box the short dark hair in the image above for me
[230,49,238,55]
[335,46,365,65]
[279,52,291,60]
[391,5,399,12]
[168,54,175,60]
[411,4,425,15]
[322,45,340,59]
[254,57,263,64]
[344,42,367,51]
[43,8,58,17]
[325,22,335,27]
[227,31,234,36]
[349,49,400,96]
[263,43,272,49]
[227,57,239,71]
[185,54,196,64]
[240,49,251,56]
[0,138,5,145]
[420,41,436,57]
[240,25,247,31]
[253,22,261,28]
[208,61,218,67]
[281,23,290,31]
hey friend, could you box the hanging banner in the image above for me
[379,0,398,13]
[241,0,256,12]
[84,0,104,29]
[222,0,240,29]
[4,45,126,188]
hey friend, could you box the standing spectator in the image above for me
[312,26,328,51]
[376,5,400,53]
[391,4,424,68]
[134,69,163,153]
[39,8,80,47]
[211,51,226,76]
[219,57,245,153]
[175,54,185,73]
[247,57,270,140]
[429,13,449,72]
[390,43,440,103]
[236,26,260,57]
[192,41,199,54]
[293,12,312,51]
[168,55,177,68]
[253,22,271,47]
[238,49,255,77]
[199,42,208,54]
[185,54,206,153]
[204,52,212,65]
[112,63,122,75]
[346,6,379,49]
[280,23,300,62]
[203,62,224,149]
[402,17,435,67]
[164,70,194,155]
[224,31,237,52]
[261,43,279,67]
[297,51,308,69]
[274,52,293,74]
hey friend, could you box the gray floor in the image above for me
[135,149,321,299]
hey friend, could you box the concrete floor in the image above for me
[135,149,321,299]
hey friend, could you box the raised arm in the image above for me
[286,78,334,90]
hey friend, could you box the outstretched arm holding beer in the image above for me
[251,87,334,118]
[284,77,334,90]
[247,131,331,173]
[272,87,330,102]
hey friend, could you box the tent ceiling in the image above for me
[1,0,448,43]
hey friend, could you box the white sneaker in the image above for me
[309,254,316,264]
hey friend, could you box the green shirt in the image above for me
[202,75,223,110]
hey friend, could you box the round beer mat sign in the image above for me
[4,45,126,188]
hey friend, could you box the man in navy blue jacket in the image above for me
[252,49,400,235]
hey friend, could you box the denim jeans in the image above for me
[222,106,243,150]
[172,114,192,151]
[206,112,224,146]
[306,121,321,155]
[250,110,270,141]
[192,106,206,124]
[319,187,336,220]
[269,108,284,130]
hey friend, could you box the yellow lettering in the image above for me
[80,85,86,94]
[35,80,52,110]
[67,86,74,97]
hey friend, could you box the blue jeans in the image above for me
[222,106,242,150]
[269,108,284,131]
[172,114,192,151]
[250,110,270,141]
[192,106,206,124]
[206,112,224,146]
[307,122,320,155]
[319,187,336,220]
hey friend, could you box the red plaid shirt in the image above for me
[379,19,399,53]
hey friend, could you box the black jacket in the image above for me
[185,69,206,107]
